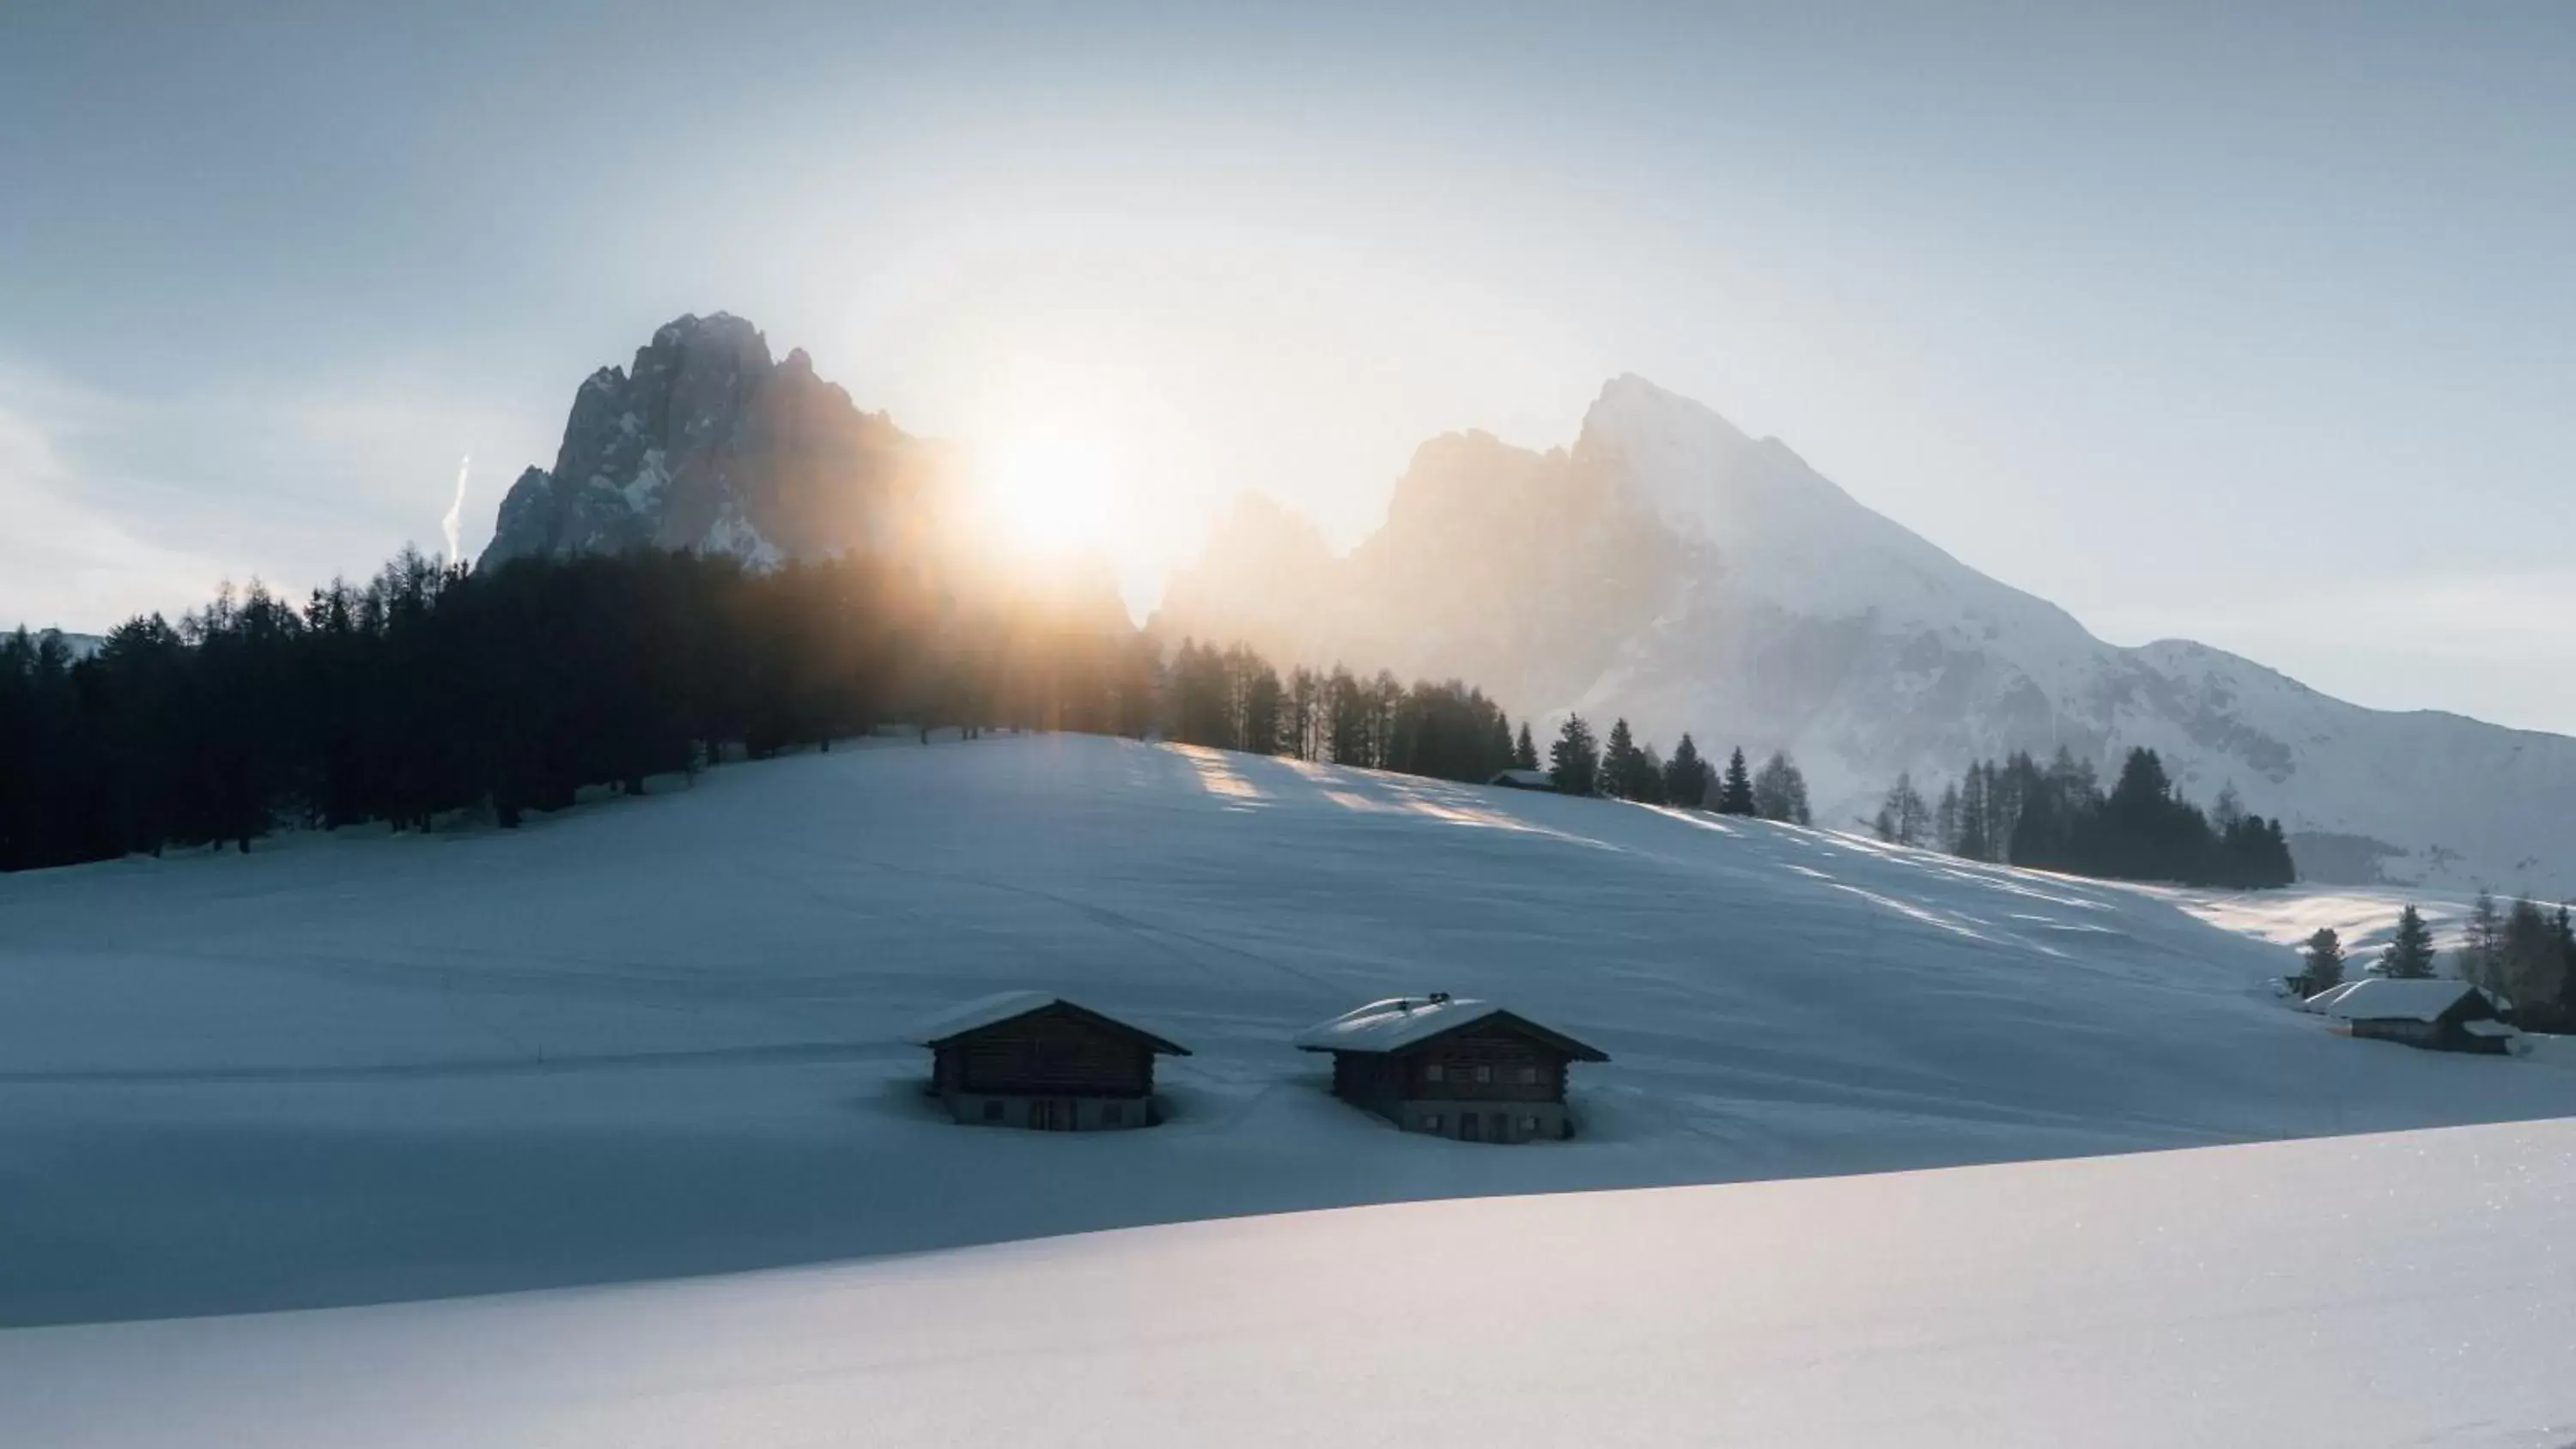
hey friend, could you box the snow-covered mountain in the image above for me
[480,314,942,571]
[1157,375,2576,894]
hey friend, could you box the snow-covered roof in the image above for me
[2462,1020,2518,1039]
[1292,996,1608,1061]
[2310,978,2494,1024]
[908,991,1190,1054]
[1488,768,1553,788]
[2299,980,2365,1014]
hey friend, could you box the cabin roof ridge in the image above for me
[908,990,1193,1056]
[1293,994,1609,1062]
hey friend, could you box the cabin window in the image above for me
[1421,1113,1443,1133]
[1102,1102,1124,1126]
[1521,1115,1540,1135]
[1474,1064,1493,1083]
[1517,1066,1540,1085]
[1425,1063,1445,1082]
[981,1100,1004,1122]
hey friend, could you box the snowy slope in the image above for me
[1572,376,2576,894]
[3,735,2565,1331]
[1157,375,2576,894]
[7,1119,2573,1448]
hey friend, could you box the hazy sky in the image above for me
[5,3,2572,731]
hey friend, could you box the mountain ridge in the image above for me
[471,318,2573,893]
[1156,376,2576,894]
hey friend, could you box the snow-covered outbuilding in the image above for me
[1486,768,1556,791]
[2307,979,2514,1056]
[911,992,1191,1131]
[1295,994,1608,1143]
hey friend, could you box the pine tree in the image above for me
[2379,904,2437,979]
[1513,722,1539,771]
[1283,667,1319,760]
[1662,733,1708,807]
[1879,773,1930,846]
[1752,751,1811,826]
[1716,747,1755,815]
[1935,780,1963,853]
[1631,745,1668,804]
[1599,718,1645,799]
[2300,927,2346,997]
[2498,897,2564,1018]
[2458,889,2503,992]
[1242,661,1285,755]
[1548,715,1600,797]
[1956,763,1992,860]
[2212,781,2245,834]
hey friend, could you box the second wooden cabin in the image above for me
[1295,993,1608,1143]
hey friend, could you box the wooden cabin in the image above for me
[912,991,1190,1130]
[1295,993,1608,1143]
[1486,768,1557,791]
[2309,978,2515,1056]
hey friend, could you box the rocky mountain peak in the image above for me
[480,313,922,573]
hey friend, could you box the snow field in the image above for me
[0,733,2567,1332]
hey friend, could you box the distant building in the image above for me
[2306,978,2515,1055]
[1295,994,1609,1143]
[1487,768,1556,791]
[912,991,1191,1130]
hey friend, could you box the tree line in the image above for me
[1869,746,2295,889]
[2298,895,2575,1031]
[1163,640,1519,781]
[0,545,1157,870]
[1163,648,1826,826]
[1538,712,1814,822]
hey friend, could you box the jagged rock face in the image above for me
[480,314,926,572]
[1155,376,2576,894]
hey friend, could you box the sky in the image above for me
[3,2,2572,731]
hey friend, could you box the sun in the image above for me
[978,434,1118,555]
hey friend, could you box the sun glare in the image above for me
[980,435,1118,555]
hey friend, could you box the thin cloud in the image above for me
[0,389,227,631]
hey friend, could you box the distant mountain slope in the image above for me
[1157,376,2576,893]
[15,628,105,660]
[480,314,943,571]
